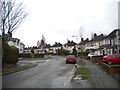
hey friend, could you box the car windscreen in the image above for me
[67,55,75,58]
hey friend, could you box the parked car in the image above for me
[66,55,77,64]
[88,52,98,57]
[102,54,120,65]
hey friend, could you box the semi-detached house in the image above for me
[77,29,120,55]
[84,33,105,54]
[97,29,120,55]
[8,37,25,53]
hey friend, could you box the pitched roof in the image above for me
[44,44,51,48]
[65,40,76,46]
[52,42,62,47]
[20,42,25,46]
[88,34,105,43]
[104,29,120,39]
[78,38,89,45]
[10,38,20,42]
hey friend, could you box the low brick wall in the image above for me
[83,56,90,60]
[102,63,120,74]
[90,56,103,64]
[3,63,16,68]
[80,55,90,60]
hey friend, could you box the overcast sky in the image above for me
[13,0,119,47]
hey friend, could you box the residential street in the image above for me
[2,56,75,88]
[2,56,120,88]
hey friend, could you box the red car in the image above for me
[103,54,120,65]
[66,55,77,64]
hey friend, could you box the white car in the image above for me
[88,52,97,57]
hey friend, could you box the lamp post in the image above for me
[72,36,78,57]
[116,30,120,54]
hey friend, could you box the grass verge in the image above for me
[47,57,52,59]
[74,67,90,80]
[2,65,32,74]
[77,58,86,65]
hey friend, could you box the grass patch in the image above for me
[2,65,31,74]
[77,58,86,65]
[47,57,52,59]
[74,67,90,80]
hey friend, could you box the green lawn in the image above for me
[74,67,90,80]
[75,58,90,80]
[2,65,31,74]
[77,58,86,65]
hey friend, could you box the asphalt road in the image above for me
[2,56,120,88]
[2,56,75,88]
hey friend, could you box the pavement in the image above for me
[70,59,120,88]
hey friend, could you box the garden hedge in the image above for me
[2,42,19,64]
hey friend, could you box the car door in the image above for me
[110,55,117,63]
[116,55,120,63]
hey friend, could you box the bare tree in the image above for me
[78,25,84,68]
[0,0,28,42]
[79,26,84,40]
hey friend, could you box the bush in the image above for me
[2,42,19,64]
[57,49,70,56]
[33,53,44,58]
[19,53,44,58]
[19,53,32,58]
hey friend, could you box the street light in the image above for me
[72,36,78,57]
[116,30,120,54]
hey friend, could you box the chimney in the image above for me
[94,33,97,38]
[81,38,84,42]
[101,33,103,36]
[86,38,89,41]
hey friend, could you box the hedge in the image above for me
[2,42,19,64]
[19,53,44,58]
[19,53,32,58]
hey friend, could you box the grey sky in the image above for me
[13,0,119,47]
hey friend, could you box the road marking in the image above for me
[64,64,76,86]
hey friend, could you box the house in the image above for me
[8,38,25,53]
[77,38,89,52]
[98,29,120,55]
[84,33,105,55]
[63,40,76,53]
[50,42,62,54]
[43,44,51,53]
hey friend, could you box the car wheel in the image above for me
[66,62,68,64]
[108,61,112,65]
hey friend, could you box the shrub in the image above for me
[19,53,44,58]
[2,42,19,64]
[19,53,32,58]
[33,53,44,58]
[57,49,70,56]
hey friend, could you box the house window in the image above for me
[90,43,94,46]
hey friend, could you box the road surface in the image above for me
[3,56,75,88]
[2,56,120,88]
